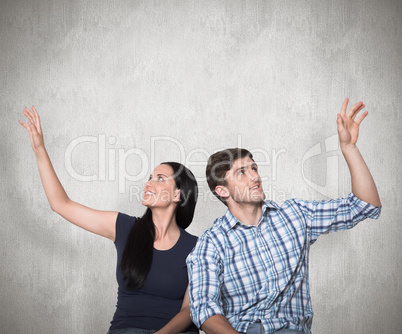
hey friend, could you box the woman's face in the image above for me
[142,164,180,209]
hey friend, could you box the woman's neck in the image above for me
[151,206,180,250]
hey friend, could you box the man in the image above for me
[186,99,381,334]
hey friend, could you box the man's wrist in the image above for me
[340,142,358,155]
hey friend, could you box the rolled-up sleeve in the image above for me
[295,193,381,243]
[186,232,225,328]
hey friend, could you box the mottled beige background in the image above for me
[1,0,401,333]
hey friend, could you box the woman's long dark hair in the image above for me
[119,162,198,290]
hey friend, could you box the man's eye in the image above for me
[158,176,164,181]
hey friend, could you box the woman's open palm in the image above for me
[19,106,44,153]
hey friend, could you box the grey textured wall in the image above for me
[1,0,401,333]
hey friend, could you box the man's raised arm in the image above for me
[337,98,381,207]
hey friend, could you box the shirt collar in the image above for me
[221,200,280,231]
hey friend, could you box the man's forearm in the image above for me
[341,143,381,207]
[201,315,239,334]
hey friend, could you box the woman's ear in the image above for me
[173,189,181,203]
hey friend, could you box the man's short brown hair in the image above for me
[206,148,254,205]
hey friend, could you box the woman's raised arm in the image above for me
[19,106,118,241]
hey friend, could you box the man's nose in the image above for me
[247,169,258,181]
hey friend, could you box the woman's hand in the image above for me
[19,106,45,154]
[155,287,195,334]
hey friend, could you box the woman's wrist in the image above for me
[34,145,48,159]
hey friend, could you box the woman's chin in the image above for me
[142,199,160,208]
[142,198,151,207]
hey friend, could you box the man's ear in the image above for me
[215,185,230,199]
[173,189,181,203]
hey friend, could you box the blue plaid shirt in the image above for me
[186,193,381,333]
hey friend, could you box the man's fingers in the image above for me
[348,102,364,120]
[340,98,349,116]
[355,111,368,125]
[336,114,344,130]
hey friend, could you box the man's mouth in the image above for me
[250,184,260,190]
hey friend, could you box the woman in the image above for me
[19,106,199,334]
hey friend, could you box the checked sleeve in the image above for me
[294,192,381,244]
[186,231,225,329]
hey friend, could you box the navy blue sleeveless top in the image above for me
[109,212,198,332]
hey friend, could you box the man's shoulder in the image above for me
[262,198,303,215]
[194,215,229,249]
[199,215,227,238]
[264,197,326,211]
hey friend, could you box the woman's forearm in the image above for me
[155,306,194,334]
[35,146,70,213]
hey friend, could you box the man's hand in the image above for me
[337,98,368,148]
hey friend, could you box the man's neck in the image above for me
[227,201,263,226]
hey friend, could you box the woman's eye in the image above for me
[158,176,164,181]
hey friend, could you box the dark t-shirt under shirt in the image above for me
[109,212,198,332]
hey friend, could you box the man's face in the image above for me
[221,156,265,205]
